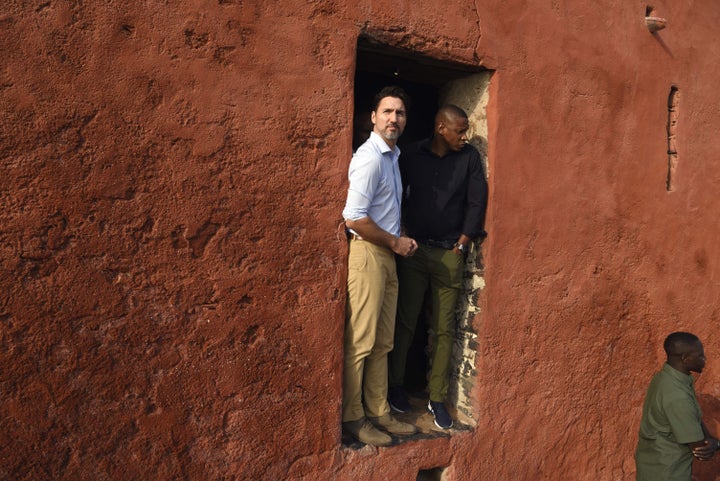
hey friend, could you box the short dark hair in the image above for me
[371,86,411,113]
[437,104,468,120]
[663,331,700,357]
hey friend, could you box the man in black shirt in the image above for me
[388,104,488,429]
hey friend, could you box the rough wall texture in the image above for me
[2,1,720,480]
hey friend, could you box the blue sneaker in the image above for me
[427,400,453,429]
[388,386,412,413]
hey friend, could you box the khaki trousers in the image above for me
[343,239,398,422]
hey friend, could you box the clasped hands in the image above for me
[392,236,418,257]
[692,438,720,461]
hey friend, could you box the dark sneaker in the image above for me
[369,413,417,436]
[388,386,412,413]
[343,418,392,446]
[427,400,453,429]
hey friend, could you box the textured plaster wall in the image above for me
[2,1,720,480]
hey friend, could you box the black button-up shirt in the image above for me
[399,139,488,243]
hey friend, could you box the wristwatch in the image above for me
[454,243,466,253]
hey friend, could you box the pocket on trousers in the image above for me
[444,250,464,287]
[348,243,369,271]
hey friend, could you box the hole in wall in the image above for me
[417,467,447,481]
[344,35,491,447]
[666,85,680,191]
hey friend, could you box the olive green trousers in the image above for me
[389,244,463,402]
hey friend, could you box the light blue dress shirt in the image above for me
[342,132,402,237]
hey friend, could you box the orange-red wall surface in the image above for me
[2,1,720,480]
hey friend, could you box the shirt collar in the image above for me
[369,131,400,157]
[662,362,695,387]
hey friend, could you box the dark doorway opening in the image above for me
[352,35,488,412]
[354,35,483,149]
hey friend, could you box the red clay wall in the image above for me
[2,1,720,480]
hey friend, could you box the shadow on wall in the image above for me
[694,393,720,479]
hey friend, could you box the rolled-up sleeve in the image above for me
[343,151,380,221]
[665,396,704,444]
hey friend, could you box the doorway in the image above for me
[353,35,491,427]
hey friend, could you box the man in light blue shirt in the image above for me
[342,86,418,446]
[343,130,402,239]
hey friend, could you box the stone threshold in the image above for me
[341,392,473,449]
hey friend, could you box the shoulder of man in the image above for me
[398,138,427,162]
[460,143,487,177]
[353,138,386,163]
[461,142,482,157]
[406,138,428,152]
[654,369,695,396]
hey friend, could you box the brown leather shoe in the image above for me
[343,418,392,446]
[368,413,418,436]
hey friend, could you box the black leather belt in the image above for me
[416,238,455,250]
